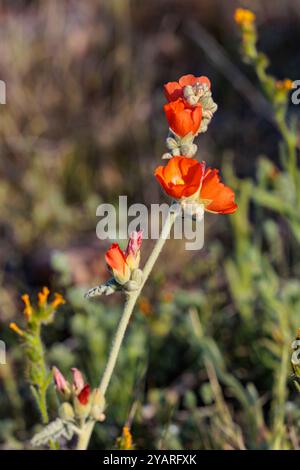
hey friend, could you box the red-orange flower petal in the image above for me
[105,243,127,275]
[77,384,91,405]
[155,156,205,199]
[200,168,238,214]
[164,98,202,137]
[164,74,211,102]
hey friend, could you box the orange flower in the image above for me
[155,157,238,214]
[234,8,256,27]
[105,243,131,285]
[155,156,205,199]
[164,98,202,137]
[164,74,211,102]
[199,168,238,214]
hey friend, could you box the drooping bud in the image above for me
[125,231,143,270]
[53,367,71,397]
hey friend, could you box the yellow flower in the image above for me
[38,286,50,307]
[21,294,32,320]
[9,322,25,337]
[234,8,256,27]
[123,426,133,450]
[276,79,293,91]
[51,293,66,309]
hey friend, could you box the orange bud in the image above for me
[38,286,50,307]
[9,322,25,337]
[234,8,256,27]
[51,293,66,309]
[21,294,32,320]
[105,243,131,285]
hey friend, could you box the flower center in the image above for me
[171,176,185,185]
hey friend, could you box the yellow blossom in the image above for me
[276,79,293,91]
[121,426,133,450]
[234,8,256,27]
[38,286,50,307]
[51,293,66,309]
[9,322,25,337]
[21,294,32,320]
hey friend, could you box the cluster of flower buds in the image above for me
[9,289,66,413]
[85,231,143,298]
[234,8,257,62]
[53,367,105,425]
[163,74,217,159]
[154,74,237,218]
[10,287,65,337]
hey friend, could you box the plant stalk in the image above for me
[76,209,178,450]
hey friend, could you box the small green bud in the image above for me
[123,280,140,292]
[59,402,75,421]
[90,388,106,421]
[130,269,143,286]
[74,397,91,421]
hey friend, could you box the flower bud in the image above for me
[105,243,131,285]
[59,402,75,421]
[90,388,106,421]
[125,231,143,270]
[74,384,92,420]
[130,268,143,286]
[71,368,85,393]
[123,280,140,292]
[53,367,71,398]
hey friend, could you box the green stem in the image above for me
[38,388,49,424]
[271,341,290,450]
[76,209,178,450]
[270,305,291,450]
[276,116,299,199]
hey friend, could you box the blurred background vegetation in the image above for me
[1,0,300,450]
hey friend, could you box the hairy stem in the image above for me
[76,209,178,450]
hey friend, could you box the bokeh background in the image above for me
[1,0,300,450]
